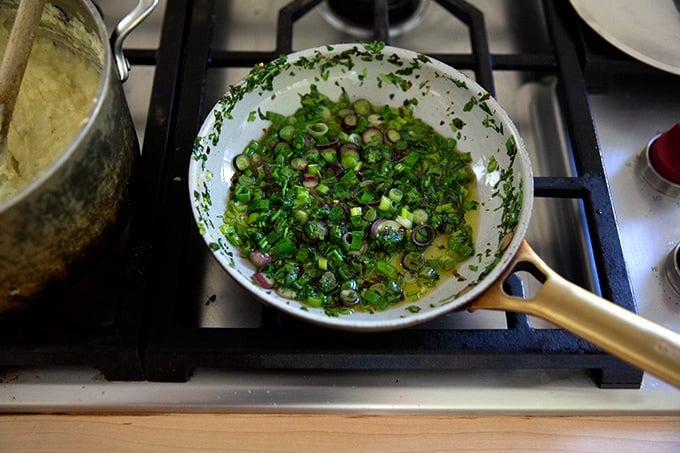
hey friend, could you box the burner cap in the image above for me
[321,0,428,38]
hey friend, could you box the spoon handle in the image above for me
[0,0,46,170]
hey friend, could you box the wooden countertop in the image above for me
[1,414,680,451]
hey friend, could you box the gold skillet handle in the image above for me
[469,240,680,388]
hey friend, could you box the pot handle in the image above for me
[110,0,158,82]
[469,240,680,388]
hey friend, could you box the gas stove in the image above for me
[1,0,679,413]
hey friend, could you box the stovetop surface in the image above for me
[1,0,679,412]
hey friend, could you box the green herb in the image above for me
[487,156,498,172]
[379,72,412,92]
[221,86,477,314]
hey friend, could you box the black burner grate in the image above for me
[139,0,643,388]
[0,228,144,381]
[0,0,649,388]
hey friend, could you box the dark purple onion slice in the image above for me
[302,173,320,188]
[362,127,383,145]
[249,249,272,267]
[411,224,435,246]
[342,113,358,131]
[252,272,274,289]
[339,141,359,156]
[385,128,401,144]
[339,288,360,307]
[315,137,339,149]
[326,163,344,177]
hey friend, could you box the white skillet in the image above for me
[189,44,680,387]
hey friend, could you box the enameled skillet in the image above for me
[189,43,680,387]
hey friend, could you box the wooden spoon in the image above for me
[0,0,46,176]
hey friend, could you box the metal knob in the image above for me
[639,122,680,197]
[665,242,680,296]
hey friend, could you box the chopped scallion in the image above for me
[221,85,476,313]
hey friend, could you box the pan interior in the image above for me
[189,43,533,331]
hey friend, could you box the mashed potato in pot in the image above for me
[0,6,100,201]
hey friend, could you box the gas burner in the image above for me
[639,122,680,198]
[319,0,429,38]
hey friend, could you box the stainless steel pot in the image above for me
[0,0,156,313]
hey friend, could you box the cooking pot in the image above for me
[189,43,680,387]
[0,0,156,313]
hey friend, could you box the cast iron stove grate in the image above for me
[138,0,643,387]
[0,226,144,381]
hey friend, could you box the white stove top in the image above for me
[1,0,679,413]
